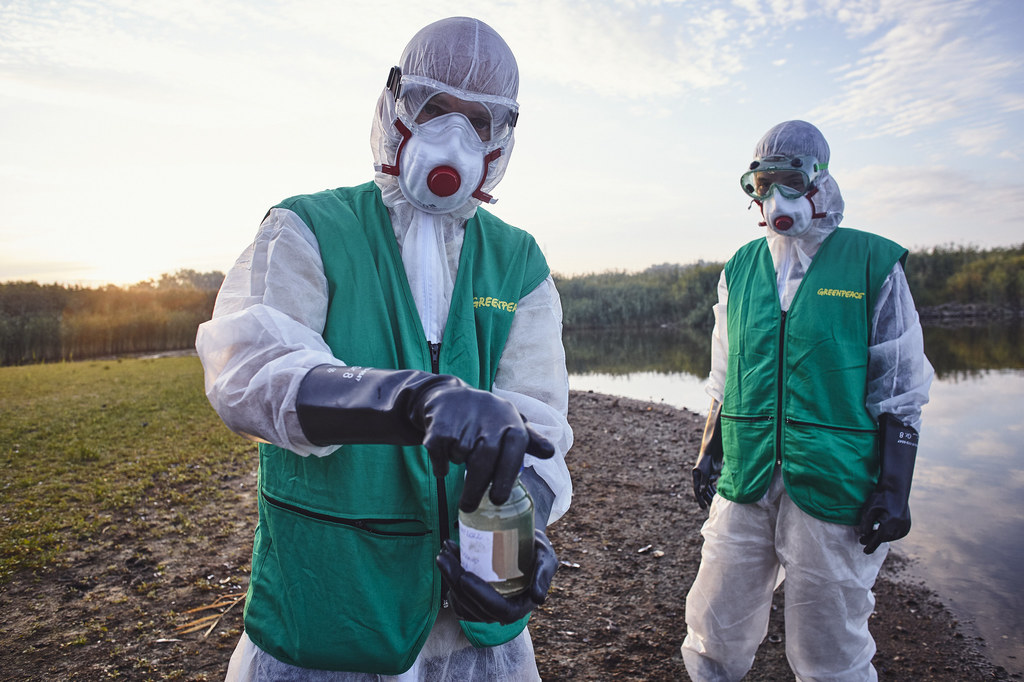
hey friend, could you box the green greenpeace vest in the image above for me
[719,228,907,525]
[243,183,550,673]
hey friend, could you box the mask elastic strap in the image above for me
[806,187,827,219]
[378,118,413,177]
[750,199,768,227]
[470,149,503,204]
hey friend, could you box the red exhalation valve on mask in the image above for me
[774,216,794,231]
[427,166,461,197]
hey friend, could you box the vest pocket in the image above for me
[720,413,776,503]
[245,489,437,674]
[783,419,878,525]
[261,491,432,537]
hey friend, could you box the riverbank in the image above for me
[529,391,1016,680]
[0,380,1015,679]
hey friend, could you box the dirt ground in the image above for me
[0,391,1016,680]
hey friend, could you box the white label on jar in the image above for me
[460,526,524,581]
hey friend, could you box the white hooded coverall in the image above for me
[681,120,933,682]
[196,17,572,682]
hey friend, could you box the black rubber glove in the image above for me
[692,399,724,510]
[857,413,919,554]
[295,364,555,511]
[436,531,558,625]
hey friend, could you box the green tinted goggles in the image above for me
[740,155,826,200]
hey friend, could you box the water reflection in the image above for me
[904,369,1024,675]
[565,322,1024,674]
[564,326,711,379]
[923,323,1024,378]
[566,321,1024,380]
[568,370,711,412]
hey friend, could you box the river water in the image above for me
[564,324,1024,674]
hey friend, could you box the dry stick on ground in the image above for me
[175,592,247,638]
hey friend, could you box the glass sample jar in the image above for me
[458,477,535,596]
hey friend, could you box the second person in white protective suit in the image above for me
[195,16,573,682]
[680,120,933,681]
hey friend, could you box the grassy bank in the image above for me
[0,356,251,583]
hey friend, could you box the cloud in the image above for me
[0,0,433,127]
[495,1,746,99]
[6,0,1019,132]
[824,0,902,37]
[811,0,1023,143]
[2,0,1022,284]
[730,0,811,28]
[952,123,1008,156]
[843,163,1024,217]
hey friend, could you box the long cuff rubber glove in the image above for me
[857,413,919,554]
[295,364,555,512]
[692,399,724,510]
[436,468,558,624]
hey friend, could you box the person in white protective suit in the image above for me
[680,120,934,681]
[195,17,572,682]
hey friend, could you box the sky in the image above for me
[2,0,1023,286]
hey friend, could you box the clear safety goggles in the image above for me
[387,67,518,148]
[740,155,826,200]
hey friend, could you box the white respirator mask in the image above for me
[760,188,817,237]
[381,113,501,215]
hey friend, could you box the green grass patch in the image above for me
[0,356,252,582]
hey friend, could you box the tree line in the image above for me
[902,243,1024,309]
[1,244,1020,366]
[0,270,223,366]
[554,261,722,330]
[556,243,1024,329]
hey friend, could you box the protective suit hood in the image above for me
[368,17,522,345]
[371,17,518,220]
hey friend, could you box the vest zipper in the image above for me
[261,491,429,537]
[776,310,787,466]
[429,341,451,610]
[430,342,441,374]
[785,417,876,434]
[430,342,449,545]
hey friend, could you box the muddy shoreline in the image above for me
[0,390,1016,680]
[531,391,1017,680]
